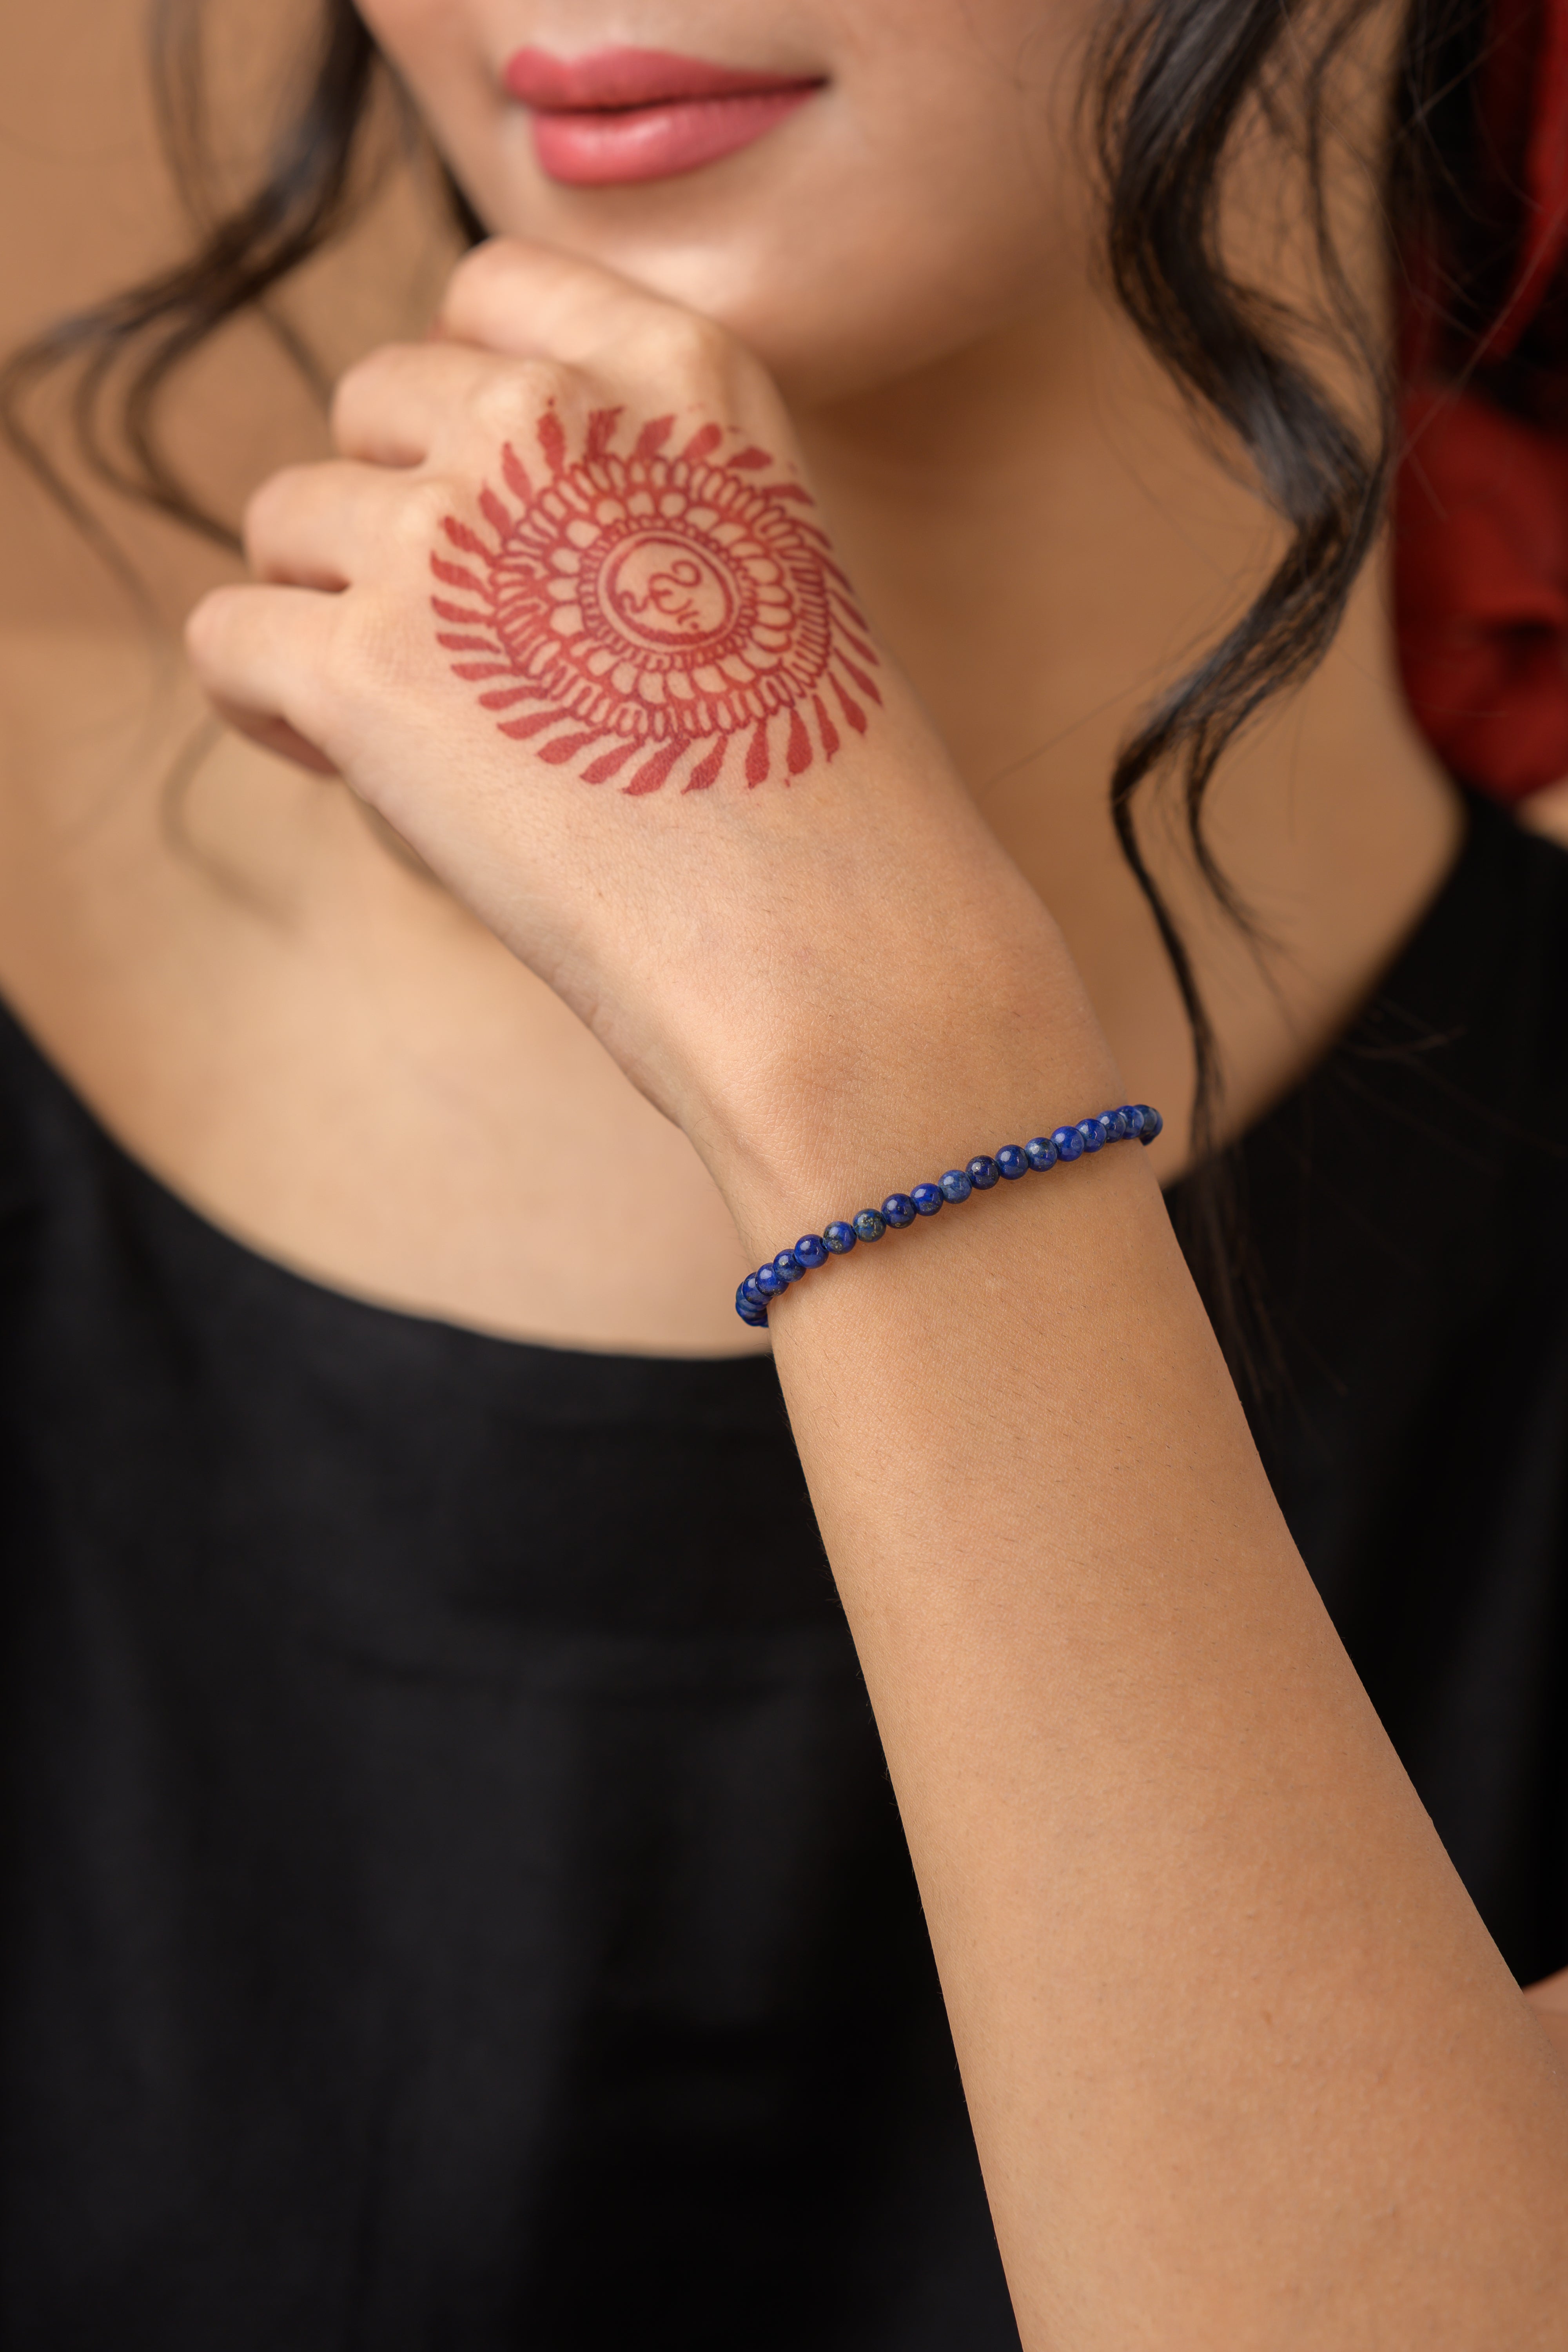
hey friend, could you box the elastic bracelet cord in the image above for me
[735,1103,1162,1327]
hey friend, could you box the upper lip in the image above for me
[503,47,824,114]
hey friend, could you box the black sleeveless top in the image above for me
[3,795,1566,2348]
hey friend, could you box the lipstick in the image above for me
[504,47,824,187]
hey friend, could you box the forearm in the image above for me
[185,233,1568,2339]
[716,936,1568,2346]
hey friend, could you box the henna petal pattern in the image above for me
[430,407,879,794]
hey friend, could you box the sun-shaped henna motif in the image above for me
[430,406,881,793]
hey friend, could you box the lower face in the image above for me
[353,1,1098,405]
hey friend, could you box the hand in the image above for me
[185,241,1073,1223]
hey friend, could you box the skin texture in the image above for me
[187,232,1568,2343]
[1,1,1566,2336]
[429,404,881,792]
[0,0,1461,1353]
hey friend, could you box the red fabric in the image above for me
[1393,0,1568,797]
[1395,387,1568,796]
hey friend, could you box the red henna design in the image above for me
[429,406,880,794]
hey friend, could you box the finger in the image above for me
[435,237,666,367]
[185,583,344,776]
[434,238,780,445]
[243,458,442,590]
[331,341,524,466]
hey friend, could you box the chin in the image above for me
[479,182,1068,407]
[359,1,1090,407]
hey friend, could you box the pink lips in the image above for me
[504,47,823,186]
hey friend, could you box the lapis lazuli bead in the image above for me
[736,1101,1161,1319]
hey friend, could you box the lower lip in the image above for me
[523,87,818,188]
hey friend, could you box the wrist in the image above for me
[680,904,1122,1258]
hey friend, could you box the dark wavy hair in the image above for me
[0,0,1533,1353]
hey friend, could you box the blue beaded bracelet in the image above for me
[735,1103,1162,1326]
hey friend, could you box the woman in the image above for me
[2,0,1567,2341]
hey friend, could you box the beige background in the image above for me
[0,0,458,634]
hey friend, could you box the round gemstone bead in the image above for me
[737,1104,1161,1321]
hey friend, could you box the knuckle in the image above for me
[639,307,736,389]
[467,358,567,438]
[389,475,454,554]
[316,586,376,681]
[324,589,405,701]
[318,595,439,752]
[465,370,527,439]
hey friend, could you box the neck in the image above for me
[793,284,1462,1156]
